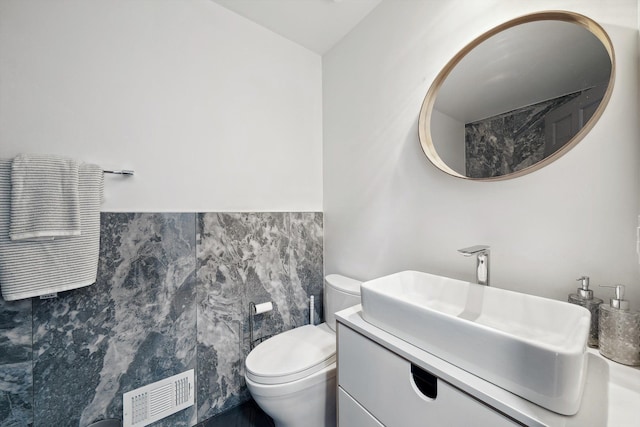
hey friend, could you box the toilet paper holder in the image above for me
[249,301,274,350]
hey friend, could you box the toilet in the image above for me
[245,274,362,427]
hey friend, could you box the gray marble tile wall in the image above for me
[196,212,323,421]
[0,212,323,427]
[0,297,32,427]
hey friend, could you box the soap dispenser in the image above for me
[568,276,603,347]
[598,285,640,366]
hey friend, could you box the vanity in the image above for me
[332,6,631,424]
[336,304,640,427]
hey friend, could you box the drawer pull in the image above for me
[411,364,438,399]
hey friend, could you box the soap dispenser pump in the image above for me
[598,284,640,366]
[568,276,603,347]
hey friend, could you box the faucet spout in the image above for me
[458,245,490,286]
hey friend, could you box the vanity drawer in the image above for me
[337,324,521,427]
[338,387,384,427]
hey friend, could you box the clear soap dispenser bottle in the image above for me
[598,285,640,366]
[568,276,603,347]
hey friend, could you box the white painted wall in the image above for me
[323,0,640,307]
[0,0,322,212]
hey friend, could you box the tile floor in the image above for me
[197,400,274,427]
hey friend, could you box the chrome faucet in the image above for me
[458,245,490,286]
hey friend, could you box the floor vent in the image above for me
[123,369,194,427]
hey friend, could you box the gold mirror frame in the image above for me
[418,11,615,181]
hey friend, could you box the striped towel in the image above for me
[10,154,81,241]
[0,159,103,301]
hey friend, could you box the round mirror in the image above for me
[418,11,615,180]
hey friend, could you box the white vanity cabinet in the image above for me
[338,388,384,427]
[337,323,521,427]
[337,306,640,427]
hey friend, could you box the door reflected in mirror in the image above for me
[418,11,615,181]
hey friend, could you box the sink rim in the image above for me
[361,270,590,356]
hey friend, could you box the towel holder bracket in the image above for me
[103,170,134,176]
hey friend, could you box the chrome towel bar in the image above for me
[103,169,134,176]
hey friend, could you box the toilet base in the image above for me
[246,364,336,427]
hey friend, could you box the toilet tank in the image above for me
[324,274,362,331]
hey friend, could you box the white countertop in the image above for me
[336,305,640,427]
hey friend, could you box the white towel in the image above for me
[10,154,81,241]
[0,159,103,301]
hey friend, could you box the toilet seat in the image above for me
[245,324,336,385]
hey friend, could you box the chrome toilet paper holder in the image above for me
[249,301,274,350]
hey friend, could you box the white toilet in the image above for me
[245,274,362,427]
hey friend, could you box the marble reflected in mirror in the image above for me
[418,11,615,180]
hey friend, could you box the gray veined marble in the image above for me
[0,362,32,427]
[0,298,31,367]
[0,298,32,427]
[196,212,323,422]
[31,213,197,427]
[196,213,288,421]
[0,210,322,427]
[465,91,581,178]
[290,213,324,324]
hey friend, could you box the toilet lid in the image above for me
[245,324,336,385]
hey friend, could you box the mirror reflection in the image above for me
[419,12,614,180]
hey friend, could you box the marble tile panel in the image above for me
[32,213,197,427]
[196,212,323,422]
[289,212,324,323]
[0,362,32,427]
[0,298,31,367]
[196,213,290,421]
[0,297,32,427]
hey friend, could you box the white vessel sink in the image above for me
[360,271,590,415]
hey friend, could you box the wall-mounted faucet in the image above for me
[458,245,490,286]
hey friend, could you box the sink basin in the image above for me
[360,271,590,415]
